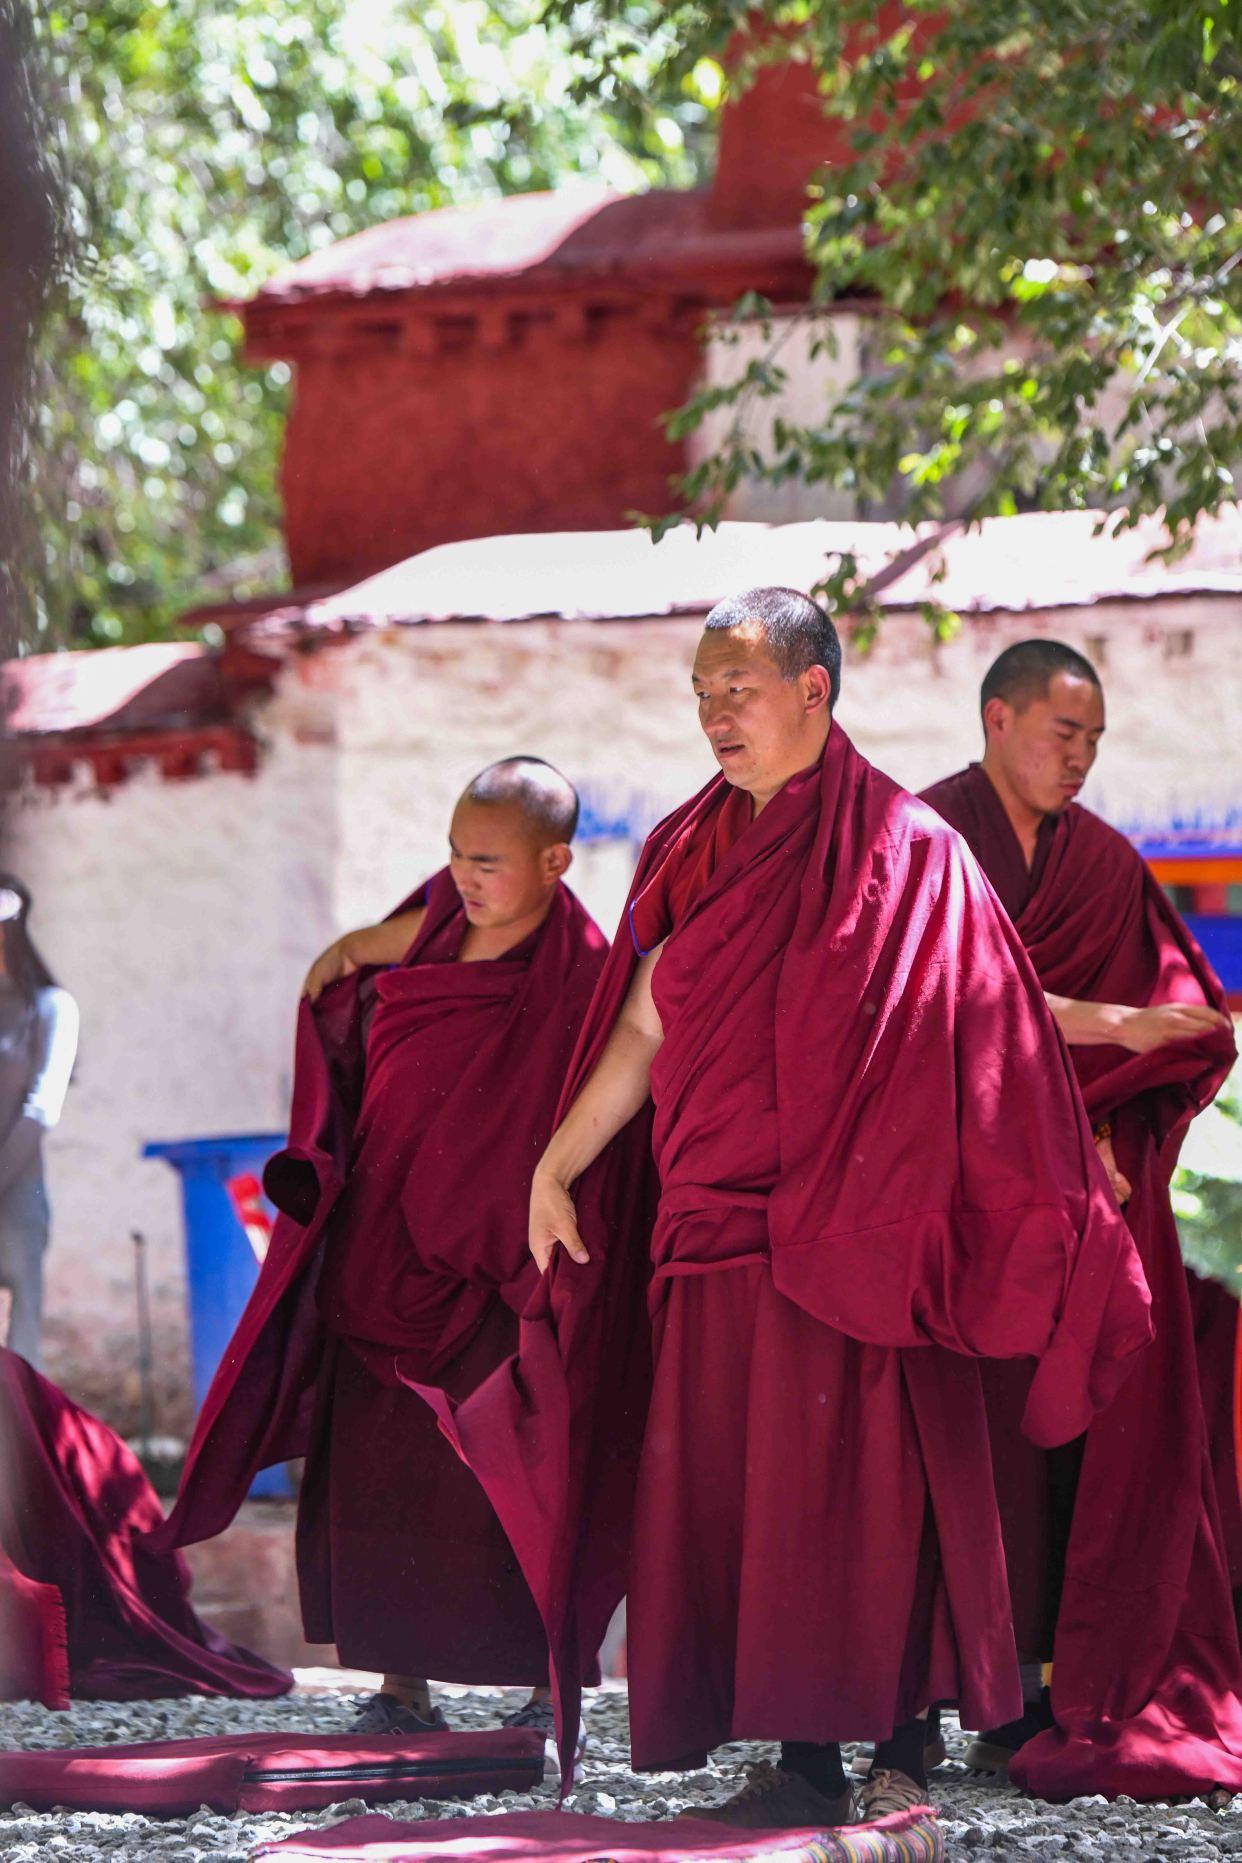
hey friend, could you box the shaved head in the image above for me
[703,586,841,709]
[981,639,1101,717]
[462,756,579,846]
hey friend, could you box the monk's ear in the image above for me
[982,695,1010,742]
[803,663,832,715]
[543,841,573,883]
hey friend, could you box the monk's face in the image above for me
[448,799,565,929]
[691,624,831,805]
[985,672,1106,816]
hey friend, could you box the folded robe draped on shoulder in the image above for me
[923,763,1242,1801]
[0,1347,290,1705]
[431,726,1152,1784]
[151,873,606,1684]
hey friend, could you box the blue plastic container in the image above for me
[144,1132,290,1499]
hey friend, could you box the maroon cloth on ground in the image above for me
[253,1806,945,1863]
[0,1348,289,1703]
[154,873,605,1685]
[0,1728,544,1816]
[923,762,1242,1800]
[433,727,1152,1784]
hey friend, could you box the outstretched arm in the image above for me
[302,908,426,1001]
[529,947,664,1271]
[1045,992,1232,1054]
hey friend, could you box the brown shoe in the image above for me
[696,1761,855,1830]
[348,1692,450,1736]
[860,1766,930,1822]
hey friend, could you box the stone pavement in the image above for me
[2,1679,1240,1860]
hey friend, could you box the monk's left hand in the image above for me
[1095,1131,1131,1206]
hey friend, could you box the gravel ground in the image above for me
[2,1680,1241,1861]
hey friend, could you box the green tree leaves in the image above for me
[564,0,1242,626]
[26,0,713,650]
[1175,1065,1242,1292]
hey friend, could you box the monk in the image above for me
[924,640,1242,1801]
[437,589,1153,1830]
[154,758,607,1747]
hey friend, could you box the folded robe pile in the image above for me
[0,1729,545,1816]
[252,1808,944,1863]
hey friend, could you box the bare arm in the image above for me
[1045,992,1232,1055]
[302,908,426,1000]
[529,947,664,1271]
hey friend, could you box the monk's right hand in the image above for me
[529,1167,590,1272]
[1118,1003,1233,1054]
[302,936,358,1002]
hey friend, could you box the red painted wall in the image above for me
[711,55,850,231]
[281,307,700,587]
[262,47,861,587]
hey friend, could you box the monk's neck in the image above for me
[457,891,555,964]
[979,752,1046,870]
[748,730,829,818]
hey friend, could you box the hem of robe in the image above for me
[1012,1630,1242,1801]
[624,1263,1021,1770]
[297,1327,553,1687]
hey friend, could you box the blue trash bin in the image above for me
[144,1132,291,1498]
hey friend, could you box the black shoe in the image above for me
[963,1688,1054,1774]
[853,1706,947,1778]
[349,1692,450,1736]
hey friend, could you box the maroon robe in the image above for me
[154,873,606,1683]
[0,1348,289,1704]
[430,726,1152,1784]
[923,762,1242,1800]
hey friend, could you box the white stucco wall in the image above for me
[697,311,1191,527]
[4,721,339,1429]
[10,592,1240,1427]
[689,312,865,524]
